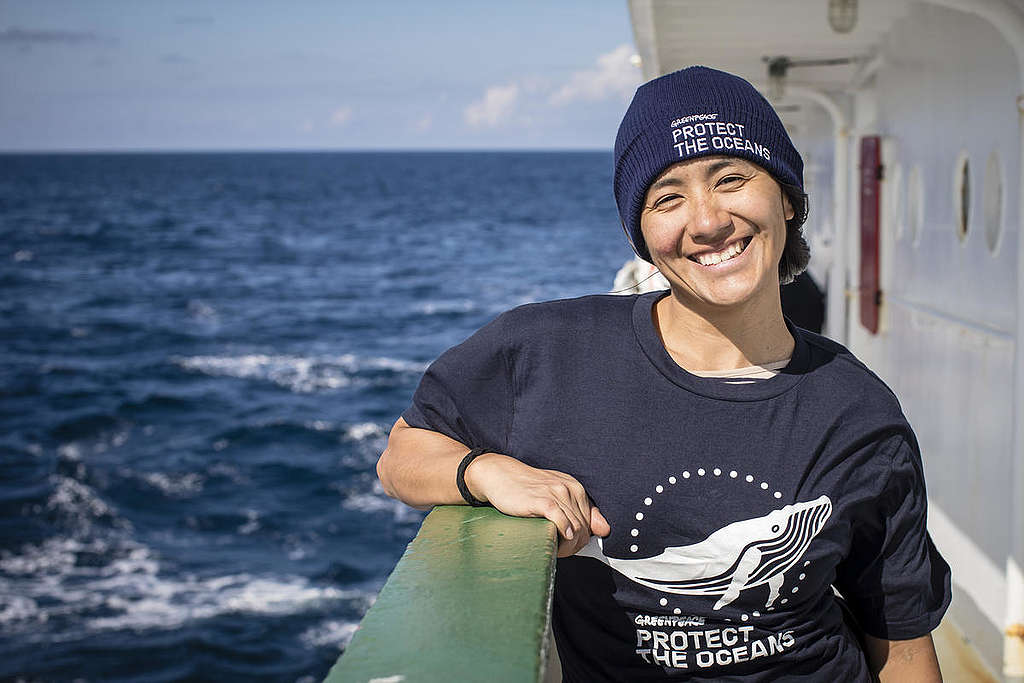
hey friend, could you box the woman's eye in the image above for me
[718,175,745,186]
[653,194,682,207]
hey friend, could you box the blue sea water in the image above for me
[0,151,631,682]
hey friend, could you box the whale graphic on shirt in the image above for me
[576,495,832,610]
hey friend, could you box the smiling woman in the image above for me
[642,158,791,308]
[639,156,796,371]
[377,66,950,682]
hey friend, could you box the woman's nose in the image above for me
[688,193,733,244]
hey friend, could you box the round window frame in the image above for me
[953,151,970,245]
[983,151,1004,256]
[908,165,924,248]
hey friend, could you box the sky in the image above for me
[0,0,640,151]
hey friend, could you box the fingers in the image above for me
[535,495,585,557]
[542,495,583,542]
[554,480,590,538]
[590,506,611,537]
[564,479,593,536]
[470,457,602,556]
[542,502,591,558]
[555,502,610,558]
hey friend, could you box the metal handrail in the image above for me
[325,505,558,683]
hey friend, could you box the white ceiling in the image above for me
[629,0,916,94]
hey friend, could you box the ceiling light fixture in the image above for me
[828,0,858,34]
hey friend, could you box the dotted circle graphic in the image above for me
[627,465,810,623]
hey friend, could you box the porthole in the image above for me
[908,165,924,247]
[954,152,970,243]
[984,151,1004,254]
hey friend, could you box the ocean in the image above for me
[0,151,631,681]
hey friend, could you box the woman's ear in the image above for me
[782,190,795,222]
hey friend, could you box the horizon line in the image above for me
[0,146,615,155]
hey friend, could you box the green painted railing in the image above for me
[325,505,558,683]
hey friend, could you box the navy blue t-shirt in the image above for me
[403,292,951,682]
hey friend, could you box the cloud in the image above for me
[549,44,639,106]
[413,114,433,132]
[330,106,353,127]
[464,84,519,128]
[0,27,107,46]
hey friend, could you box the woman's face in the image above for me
[639,155,794,313]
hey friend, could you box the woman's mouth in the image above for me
[688,237,752,266]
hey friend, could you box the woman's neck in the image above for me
[653,290,795,372]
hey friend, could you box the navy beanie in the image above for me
[613,66,803,262]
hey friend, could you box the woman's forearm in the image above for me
[376,418,475,509]
[864,633,942,682]
[376,417,610,556]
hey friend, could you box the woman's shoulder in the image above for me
[499,292,643,336]
[796,327,907,416]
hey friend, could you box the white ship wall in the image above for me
[790,100,839,290]
[831,3,1022,673]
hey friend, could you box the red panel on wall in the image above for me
[859,136,882,335]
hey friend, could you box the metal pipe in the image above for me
[847,52,884,91]
[753,82,850,343]
[922,0,1024,86]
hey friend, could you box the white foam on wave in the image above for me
[57,443,82,461]
[139,471,204,498]
[57,426,131,462]
[345,422,385,442]
[174,354,350,393]
[173,353,427,393]
[341,480,422,524]
[0,535,372,633]
[413,299,476,316]
[47,476,118,523]
[299,619,359,648]
[92,428,130,454]
[1,537,107,576]
[238,508,261,535]
[0,593,39,623]
[340,422,389,469]
[88,575,365,631]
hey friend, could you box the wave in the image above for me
[340,480,423,524]
[44,475,128,536]
[344,422,386,442]
[49,412,124,443]
[172,352,427,393]
[0,535,371,634]
[86,574,365,632]
[299,619,359,648]
[411,299,477,316]
[138,471,204,498]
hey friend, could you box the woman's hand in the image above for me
[465,453,611,557]
[378,420,610,556]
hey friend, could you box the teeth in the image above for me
[695,239,746,266]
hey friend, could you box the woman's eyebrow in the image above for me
[649,176,684,192]
[650,160,751,193]
[704,159,744,176]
